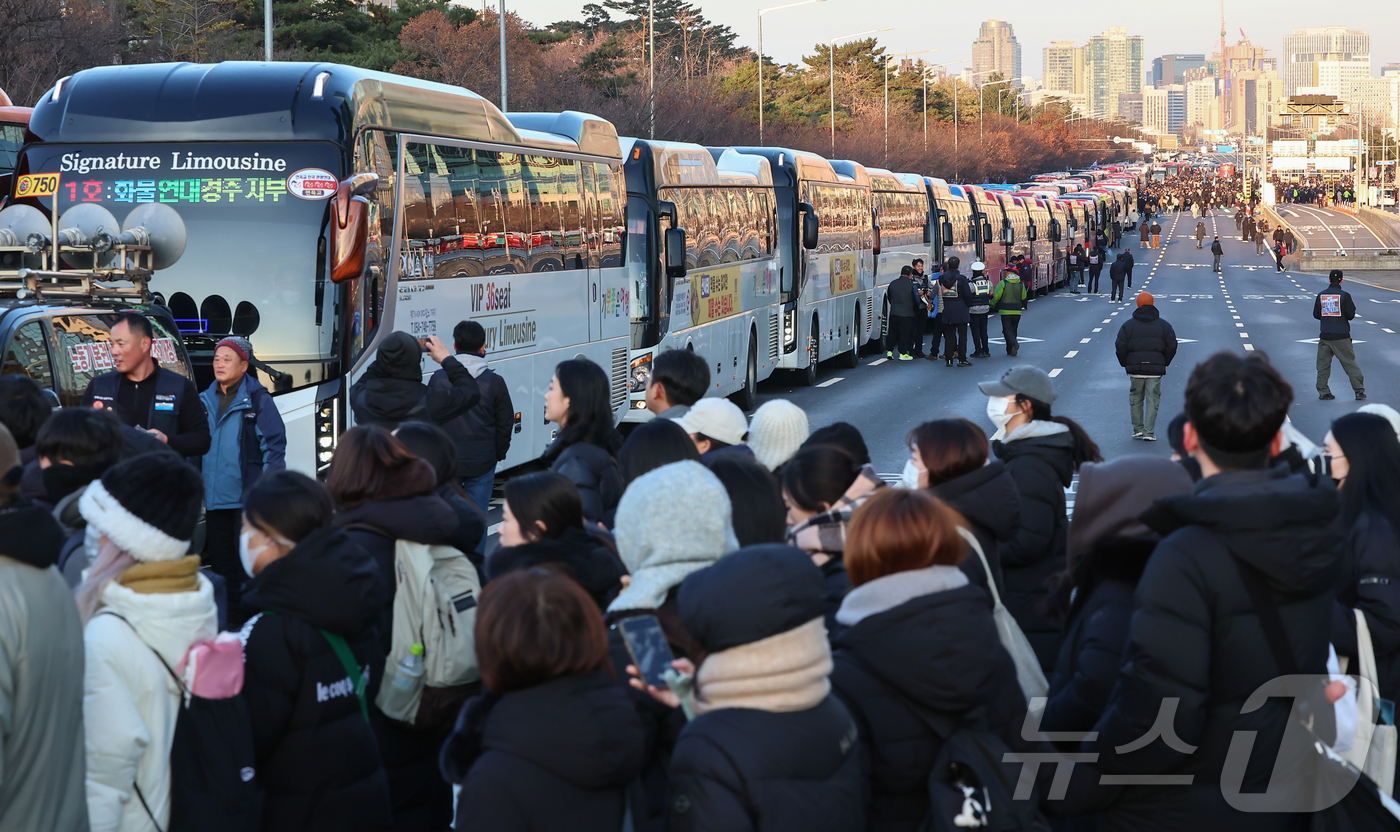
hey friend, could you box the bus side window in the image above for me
[442,144,484,278]
[525,155,563,273]
[596,164,624,268]
[558,161,584,270]
[2,321,55,394]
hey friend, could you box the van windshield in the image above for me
[20,141,342,387]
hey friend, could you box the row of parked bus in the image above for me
[0,62,1147,479]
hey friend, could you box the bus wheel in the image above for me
[837,309,859,369]
[796,319,819,386]
[732,338,758,411]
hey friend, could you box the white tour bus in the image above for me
[866,168,935,348]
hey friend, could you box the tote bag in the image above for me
[957,526,1049,700]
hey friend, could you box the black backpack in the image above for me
[104,613,262,832]
[912,705,1053,832]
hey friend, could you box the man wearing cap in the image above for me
[1314,269,1365,401]
[967,262,993,359]
[199,335,287,611]
[1115,292,1177,440]
[81,311,211,459]
[678,398,753,463]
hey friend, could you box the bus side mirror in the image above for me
[942,222,954,246]
[1001,225,1014,244]
[801,205,819,250]
[330,172,379,284]
[983,222,993,243]
[1028,223,1038,242]
[923,222,931,244]
[665,227,686,278]
[872,224,882,256]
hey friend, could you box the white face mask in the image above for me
[900,458,921,490]
[83,524,103,565]
[987,395,1018,435]
[239,530,291,578]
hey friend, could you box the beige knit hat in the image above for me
[747,399,809,471]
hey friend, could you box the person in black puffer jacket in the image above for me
[392,422,488,572]
[830,489,1037,832]
[1114,292,1177,441]
[631,545,864,832]
[1089,352,1342,832]
[908,418,1022,600]
[980,366,1102,672]
[349,332,480,430]
[238,471,393,832]
[1040,456,1192,748]
[542,358,624,527]
[442,568,646,832]
[327,425,468,832]
[937,262,975,366]
[487,471,625,609]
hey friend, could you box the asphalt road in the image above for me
[1275,204,1386,255]
[753,207,1400,479]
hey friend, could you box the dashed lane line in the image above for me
[816,377,845,387]
[1049,368,1064,378]
[1065,350,1079,358]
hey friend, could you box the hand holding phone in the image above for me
[619,615,675,690]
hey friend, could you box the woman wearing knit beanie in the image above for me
[75,452,215,832]
[633,545,865,832]
[747,399,809,471]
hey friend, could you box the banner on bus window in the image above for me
[829,255,858,296]
[691,266,740,325]
[67,338,178,373]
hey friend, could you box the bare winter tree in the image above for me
[0,0,124,106]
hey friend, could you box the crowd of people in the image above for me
[4,300,1400,832]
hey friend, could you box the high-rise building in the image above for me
[1151,54,1208,88]
[972,20,1022,88]
[1350,76,1400,133]
[1186,77,1220,128]
[1084,27,1144,119]
[1117,93,1144,124]
[1282,27,1371,97]
[1144,85,1187,134]
[1219,40,1271,128]
[1228,69,1284,135]
[1383,63,1400,78]
[1043,41,1083,95]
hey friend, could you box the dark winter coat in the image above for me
[337,494,464,832]
[1314,285,1356,340]
[993,424,1078,671]
[668,696,864,832]
[486,525,626,610]
[1114,305,1177,377]
[927,460,1021,601]
[831,583,1033,832]
[1330,507,1400,701]
[550,439,624,528]
[1090,467,1342,832]
[349,332,481,429]
[1109,257,1128,282]
[936,272,973,325]
[1041,536,1155,741]
[429,355,514,478]
[433,481,487,573]
[1210,240,1223,256]
[441,670,646,832]
[239,526,393,832]
[886,274,917,318]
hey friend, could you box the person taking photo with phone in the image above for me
[349,331,480,429]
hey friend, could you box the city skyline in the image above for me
[499,0,1400,80]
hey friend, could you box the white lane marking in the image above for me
[816,377,844,387]
[1386,329,1396,334]
[1079,337,1092,343]
[1366,321,1378,325]
[1065,350,1079,358]
[1092,328,1102,332]
[870,358,888,365]
[1232,315,1240,319]
[1177,338,1199,343]
[1243,344,1255,351]
[1240,332,1249,337]
[1102,319,1112,324]
[1049,368,1063,378]
[1235,323,1244,327]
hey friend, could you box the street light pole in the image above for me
[648,0,655,138]
[829,27,893,157]
[977,78,1002,145]
[757,0,827,146]
[880,49,941,165]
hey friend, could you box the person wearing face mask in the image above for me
[237,469,393,832]
[978,366,1102,672]
[1325,413,1400,703]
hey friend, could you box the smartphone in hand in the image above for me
[618,615,676,690]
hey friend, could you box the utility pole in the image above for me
[757,0,827,146]
[649,0,655,138]
[264,0,273,60]
[499,0,508,111]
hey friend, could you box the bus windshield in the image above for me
[20,141,342,387]
[0,122,23,177]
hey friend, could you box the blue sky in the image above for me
[496,0,1399,80]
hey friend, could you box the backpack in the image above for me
[375,536,482,730]
[102,613,261,832]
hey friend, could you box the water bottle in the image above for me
[379,643,424,720]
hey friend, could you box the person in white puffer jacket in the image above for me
[74,453,214,832]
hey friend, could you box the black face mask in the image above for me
[42,463,103,504]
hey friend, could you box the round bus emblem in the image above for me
[287,168,337,200]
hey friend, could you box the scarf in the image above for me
[835,564,969,628]
[119,554,202,594]
[787,464,885,557]
[693,617,832,715]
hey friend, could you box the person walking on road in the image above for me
[885,266,917,361]
[1314,269,1365,401]
[937,261,974,367]
[1086,246,1103,294]
[1274,241,1286,272]
[992,268,1027,356]
[1108,251,1129,302]
[1210,236,1224,273]
[1123,246,1135,288]
[1242,212,1255,244]
[1115,292,1177,441]
[1254,225,1266,256]
[1150,219,1162,249]
[967,262,993,358]
[1284,226,1297,256]
[1194,220,1206,249]
[1068,245,1084,293]
[1139,220,1150,249]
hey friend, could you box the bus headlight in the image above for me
[629,353,653,393]
[783,309,796,349]
[315,396,340,478]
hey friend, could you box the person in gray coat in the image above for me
[0,423,89,832]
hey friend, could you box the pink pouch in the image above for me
[177,632,246,699]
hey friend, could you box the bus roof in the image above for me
[864,168,920,193]
[827,160,871,187]
[729,147,842,187]
[31,62,621,160]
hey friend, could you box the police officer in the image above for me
[966,262,993,359]
[1314,269,1365,401]
[81,311,210,460]
[910,257,930,358]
